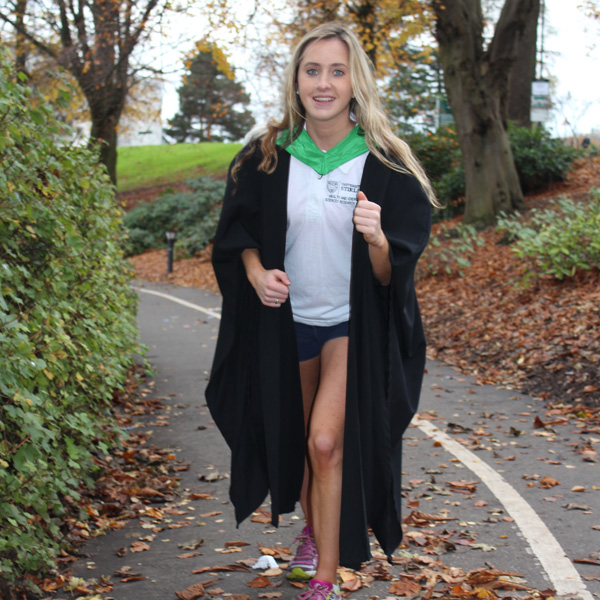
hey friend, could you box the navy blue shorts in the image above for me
[294,321,349,362]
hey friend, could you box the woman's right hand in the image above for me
[241,249,290,308]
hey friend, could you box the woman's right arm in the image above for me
[241,248,290,309]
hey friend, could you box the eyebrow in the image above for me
[302,61,348,68]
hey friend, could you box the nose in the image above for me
[316,73,331,89]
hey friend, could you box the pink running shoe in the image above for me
[297,579,341,600]
[287,524,318,581]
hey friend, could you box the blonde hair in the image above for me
[234,22,438,207]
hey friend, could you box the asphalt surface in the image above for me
[70,282,600,600]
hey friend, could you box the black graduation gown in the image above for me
[205,145,431,569]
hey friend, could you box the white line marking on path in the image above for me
[414,417,592,600]
[132,286,222,320]
[132,285,591,600]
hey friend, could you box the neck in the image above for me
[305,118,355,151]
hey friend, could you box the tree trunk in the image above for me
[90,113,118,186]
[506,0,540,127]
[432,0,538,228]
[14,0,28,75]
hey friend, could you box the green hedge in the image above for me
[0,51,139,589]
[123,177,225,257]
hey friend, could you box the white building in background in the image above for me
[118,78,167,147]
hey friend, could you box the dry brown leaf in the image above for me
[258,593,283,598]
[225,540,250,547]
[538,476,561,489]
[248,576,273,588]
[177,551,201,559]
[251,508,273,524]
[389,578,421,596]
[341,578,362,592]
[190,493,214,500]
[121,575,148,583]
[206,588,225,595]
[130,541,151,553]
[192,564,250,574]
[175,583,205,600]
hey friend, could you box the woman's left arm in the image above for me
[353,190,391,285]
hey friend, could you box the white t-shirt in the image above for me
[285,152,369,326]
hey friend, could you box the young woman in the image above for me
[205,22,437,600]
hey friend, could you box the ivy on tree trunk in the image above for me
[431,0,539,227]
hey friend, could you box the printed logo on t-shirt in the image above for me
[325,181,360,206]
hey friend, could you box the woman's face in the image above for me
[296,37,353,133]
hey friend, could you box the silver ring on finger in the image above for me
[275,298,279,305]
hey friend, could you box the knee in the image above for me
[308,430,343,471]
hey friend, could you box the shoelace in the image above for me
[294,533,317,562]
[301,581,335,600]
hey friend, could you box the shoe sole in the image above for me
[287,567,316,581]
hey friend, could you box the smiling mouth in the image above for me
[313,97,334,102]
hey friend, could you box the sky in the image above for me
[159,1,600,139]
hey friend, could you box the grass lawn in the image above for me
[117,143,242,192]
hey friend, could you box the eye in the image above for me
[333,69,345,76]
[306,68,318,76]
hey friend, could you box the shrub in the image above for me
[508,122,581,194]
[0,51,139,590]
[418,222,485,278]
[496,190,600,283]
[123,177,225,257]
[406,124,580,219]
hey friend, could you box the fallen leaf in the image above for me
[262,568,283,577]
[192,564,251,574]
[341,578,362,592]
[179,539,204,550]
[130,541,151,553]
[571,486,586,492]
[248,576,272,588]
[206,588,225,595]
[178,551,201,559]
[258,593,283,598]
[190,493,214,500]
[573,558,600,566]
[226,541,250,547]
[389,577,421,596]
[251,508,273,524]
[175,583,205,600]
[538,476,560,489]
[563,503,591,511]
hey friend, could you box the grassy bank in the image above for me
[117,142,242,192]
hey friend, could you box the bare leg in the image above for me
[298,356,320,524]
[306,336,348,584]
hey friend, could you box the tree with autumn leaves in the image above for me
[0,0,174,185]
[165,41,255,143]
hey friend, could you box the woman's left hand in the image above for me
[353,191,386,248]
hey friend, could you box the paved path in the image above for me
[71,282,599,600]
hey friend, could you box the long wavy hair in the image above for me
[233,22,438,207]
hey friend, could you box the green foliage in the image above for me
[117,143,240,192]
[385,45,443,134]
[508,123,581,193]
[0,50,139,588]
[418,222,485,278]
[496,190,600,283]
[123,177,225,256]
[405,126,465,218]
[406,124,580,219]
